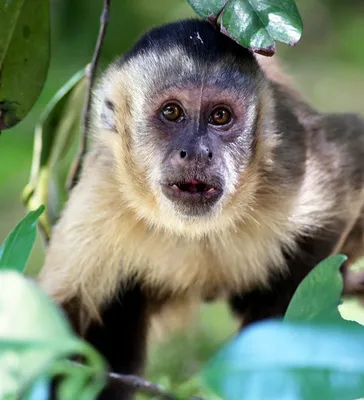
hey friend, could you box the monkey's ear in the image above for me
[100,98,117,131]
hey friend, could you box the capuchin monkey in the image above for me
[39,19,364,399]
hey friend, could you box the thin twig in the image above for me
[108,372,177,400]
[67,0,111,191]
[67,360,205,399]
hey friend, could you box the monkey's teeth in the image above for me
[207,188,215,193]
[172,184,179,190]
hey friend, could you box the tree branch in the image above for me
[67,0,111,191]
[108,372,176,400]
[107,371,205,400]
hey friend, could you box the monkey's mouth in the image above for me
[170,180,217,194]
[162,178,223,212]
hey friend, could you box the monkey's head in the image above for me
[94,19,283,236]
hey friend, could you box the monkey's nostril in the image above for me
[180,150,187,159]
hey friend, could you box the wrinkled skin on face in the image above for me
[150,81,261,216]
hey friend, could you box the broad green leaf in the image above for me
[203,319,364,400]
[186,0,226,19]
[0,271,106,399]
[186,0,303,56]
[284,254,348,322]
[0,0,50,130]
[0,205,45,272]
[22,69,86,240]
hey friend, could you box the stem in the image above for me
[67,0,111,191]
[108,372,177,400]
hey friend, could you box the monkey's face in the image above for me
[97,21,273,234]
[146,84,258,218]
[115,53,267,230]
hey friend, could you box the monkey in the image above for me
[38,18,364,399]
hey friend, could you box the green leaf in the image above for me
[186,0,226,19]
[0,0,50,130]
[22,69,86,240]
[284,254,348,322]
[186,0,303,56]
[0,205,45,272]
[0,271,106,400]
[203,319,364,400]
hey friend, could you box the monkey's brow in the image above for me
[154,77,245,98]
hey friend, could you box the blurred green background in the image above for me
[1,0,364,393]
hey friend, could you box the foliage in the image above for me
[0,0,50,130]
[0,209,106,400]
[186,0,303,55]
[22,70,86,241]
[0,270,105,400]
[202,255,364,400]
[284,254,348,322]
[202,319,364,400]
[0,205,44,273]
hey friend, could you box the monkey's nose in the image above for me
[178,147,213,161]
[180,148,213,160]
[170,145,213,168]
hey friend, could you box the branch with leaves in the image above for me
[67,0,112,191]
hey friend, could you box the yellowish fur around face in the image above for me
[39,140,297,321]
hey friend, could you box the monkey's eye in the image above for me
[208,107,232,126]
[161,103,184,122]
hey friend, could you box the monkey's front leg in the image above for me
[65,283,149,400]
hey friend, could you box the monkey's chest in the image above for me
[124,234,285,299]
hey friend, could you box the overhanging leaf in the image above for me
[284,254,348,322]
[202,319,364,400]
[0,271,106,399]
[0,205,45,273]
[22,68,86,241]
[0,0,50,130]
[186,0,226,19]
[186,0,303,56]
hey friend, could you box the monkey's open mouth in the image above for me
[170,180,217,194]
[162,178,223,212]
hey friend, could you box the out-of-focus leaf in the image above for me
[0,205,44,272]
[284,254,348,322]
[22,69,86,240]
[0,271,106,400]
[23,375,50,400]
[0,0,50,130]
[202,319,364,400]
[186,0,303,56]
